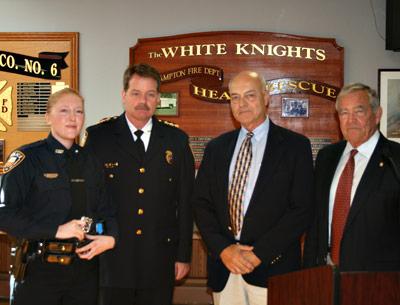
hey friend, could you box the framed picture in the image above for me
[281,97,309,118]
[156,92,179,116]
[378,69,400,142]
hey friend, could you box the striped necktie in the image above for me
[228,131,254,236]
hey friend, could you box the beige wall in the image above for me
[1,0,399,127]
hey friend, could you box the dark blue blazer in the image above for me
[194,120,314,291]
[304,134,400,271]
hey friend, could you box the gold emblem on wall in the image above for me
[0,80,13,131]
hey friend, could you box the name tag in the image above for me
[43,173,58,179]
[104,162,119,169]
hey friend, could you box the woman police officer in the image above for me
[0,88,117,305]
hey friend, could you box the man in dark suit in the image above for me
[304,83,400,271]
[193,71,314,305]
[85,64,195,305]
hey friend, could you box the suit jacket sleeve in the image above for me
[302,149,325,268]
[193,142,233,258]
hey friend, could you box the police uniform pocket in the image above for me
[36,175,67,191]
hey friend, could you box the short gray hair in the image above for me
[336,83,379,113]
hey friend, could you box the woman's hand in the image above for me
[55,219,86,240]
[76,235,116,260]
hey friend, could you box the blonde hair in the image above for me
[46,88,84,114]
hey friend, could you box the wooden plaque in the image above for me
[130,31,344,166]
[0,32,79,160]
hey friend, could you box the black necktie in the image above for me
[134,129,145,161]
[66,148,87,220]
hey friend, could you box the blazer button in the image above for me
[109,174,114,179]
[138,188,144,194]
[136,229,142,235]
[139,167,145,174]
[137,208,144,215]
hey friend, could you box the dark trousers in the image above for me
[99,286,173,305]
[11,258,98,305]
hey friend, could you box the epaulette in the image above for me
[159,119,179,128]
[80,130,88,147]
[0,150,26,175]
[98,116,118,124]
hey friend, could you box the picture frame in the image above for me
[156,92,179,116]
[378,69,400,142]
[281,97,309,118]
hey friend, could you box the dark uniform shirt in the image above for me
[0,133,117,240]
[85,115,194,289]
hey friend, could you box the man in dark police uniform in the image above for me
[85,64,195,305]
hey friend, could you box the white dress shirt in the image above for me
[229,117,269,239]
[125,115,152,151]
[328,130,380,244]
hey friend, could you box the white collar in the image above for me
[344,130,380,159]
[125,115,153,135]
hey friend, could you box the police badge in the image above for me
[165,150,173,165]
[80,216,93,233]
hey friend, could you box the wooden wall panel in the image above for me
[130,31,344,166]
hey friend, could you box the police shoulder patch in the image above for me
[159,119,179,128]
[1,150,26,174]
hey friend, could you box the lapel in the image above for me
[113,113,141,162]
[218,129,240,223]
[344,135,386,230]
[145,117,165,163]
[246,121,284,208]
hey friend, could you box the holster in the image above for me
[9,238,30,281]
